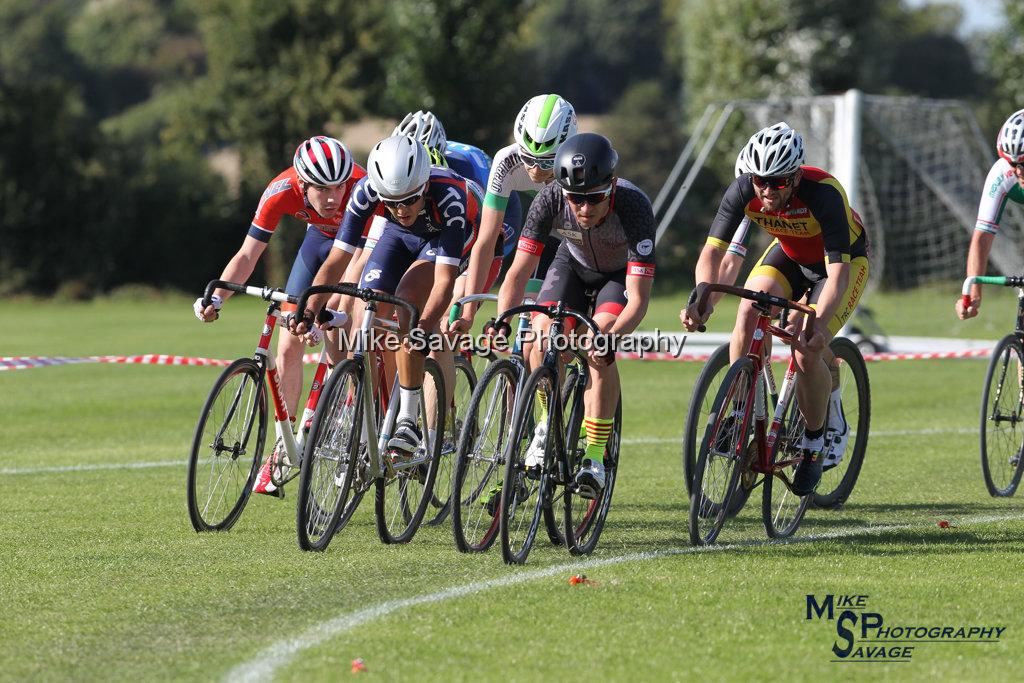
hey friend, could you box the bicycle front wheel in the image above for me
[452,358,519,553]
[980,333,1024,497]
[426,354,476,526]
[762,384,811,539]
[683,343,731,495]
[296,359,363,552]
[375,358,446,544]
[500,365,555,565]
[689,358,754,546]
[187,358,267,532]
[813,336,871,509]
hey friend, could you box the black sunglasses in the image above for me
[381,186,426,208]
[519,149,555,170]
[563,186,613,205]
[1009,160,1024,170]
[751,174,796,191]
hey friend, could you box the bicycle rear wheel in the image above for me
[980,333,1024,497]
[762,384,811,539]
[542,360,586,547]
[812,337,871,509]
[689,358,754,546]
[452,358,518,552]
[500,366,555,565]
[564,398,621,556]
[426,354,476,526]
[296,359,363,552]
[375,358,446,544]
[187,358,266,532]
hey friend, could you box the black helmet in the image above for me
[554,133,618,191]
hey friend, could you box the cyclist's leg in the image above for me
[733,241,793,363]
[279,226,335,414]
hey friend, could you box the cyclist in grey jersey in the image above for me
[957,108,1024,319]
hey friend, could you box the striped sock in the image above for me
[536,389,549,426]
[583,417,614,463]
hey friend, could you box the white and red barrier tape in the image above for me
[0,347,995,372]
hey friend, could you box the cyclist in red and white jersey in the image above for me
[957,109,1024,319]
[193,135,364,496]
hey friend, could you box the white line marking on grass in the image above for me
[1,460,186,476]
[224,511,1024,683]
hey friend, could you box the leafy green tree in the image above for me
[382,0,532,153]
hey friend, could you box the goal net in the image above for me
[654,91,1024,289]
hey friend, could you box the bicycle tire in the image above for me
[565,398,621,556]
[500,365,556,565]
[683,342,731,495]
[425,354,476,526]
[689,358,754,546]
[375,358,446,544]
[980,333,1024,497]
[295,359,363,552]
[187,358,266,532]
[812,336,871,509]
[452,358,519,552]
[762,381,811,539]
[542,360,585,547]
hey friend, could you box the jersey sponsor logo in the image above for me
[364,268,382,283]
[628,263,655,278]
[571,153,586,167]
[437,185,466,232]
[488,153,520,195]
[256,178,292,214]
[426,249,437,257]
[556,227,583,242]
[785,207,809,217]
[636,238,654,256]
[347,181,375,215]
[751,214,815,236]
[517,237,543,255]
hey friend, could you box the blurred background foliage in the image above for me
[1,0,1020,296]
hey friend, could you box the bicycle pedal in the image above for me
[575,484,599,500]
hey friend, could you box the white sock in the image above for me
[830,387,842,409]
[802,434,825,451]
[399,386,421,424]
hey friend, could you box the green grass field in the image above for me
[3,289,1023,681]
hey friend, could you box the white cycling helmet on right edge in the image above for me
[997,109,1024,164]
[367,135,431,199]
[393,110,447,154]
[739,122,804,177]
[514,94,578,158]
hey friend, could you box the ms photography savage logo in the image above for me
[805,594,1006,663]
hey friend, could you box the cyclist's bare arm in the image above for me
[213,236,268,301]
[959,230,996,318]
[461,205,505,320]
[609,275,653,336]
[681,244,726,330]
[294,246,355,331]
[496,250,540,325]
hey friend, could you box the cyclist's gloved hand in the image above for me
[955,295,980,320]
[289,308,317,336]
[482,318,511,340]
[194,294,222,322]
[680,287,710,332]
[588,333,616,366]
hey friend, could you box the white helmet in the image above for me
[734,147,748,178]
[514,94,578,158]
[367,136,431,199]
[393,110,447,153]
[997,109,1024,164]
[293,135,353,186]
[739,122,804,177]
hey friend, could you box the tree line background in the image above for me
[2,0,1021,297]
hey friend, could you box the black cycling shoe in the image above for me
[388,418,422,458]
[791,449,823,496]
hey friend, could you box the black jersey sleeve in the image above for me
[707,175,756,250]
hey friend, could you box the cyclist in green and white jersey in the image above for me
[957,108,1024,319]
[446,94,578,335]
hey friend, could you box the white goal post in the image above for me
[654,89,1024,288]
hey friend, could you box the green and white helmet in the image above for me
[514,94,578,158]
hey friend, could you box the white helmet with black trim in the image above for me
[393,110,447,154]
[738,122,804,177]
[367,135,431,199]
[293,135,353,186]
[997,109,1024,164]
[514,94,578,158]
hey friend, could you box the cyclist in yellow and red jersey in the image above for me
[194,135,369,496]
[681,122,870,496]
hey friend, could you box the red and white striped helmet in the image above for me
[997,109,1024,164]
[293,135,353,186]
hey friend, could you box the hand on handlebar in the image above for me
[680,301,711,332]
[193,295,222,322]
[956,296,980,320]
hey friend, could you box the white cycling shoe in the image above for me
[524,422,548,471]
[574,459,606,499]
[823,396,849,469]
